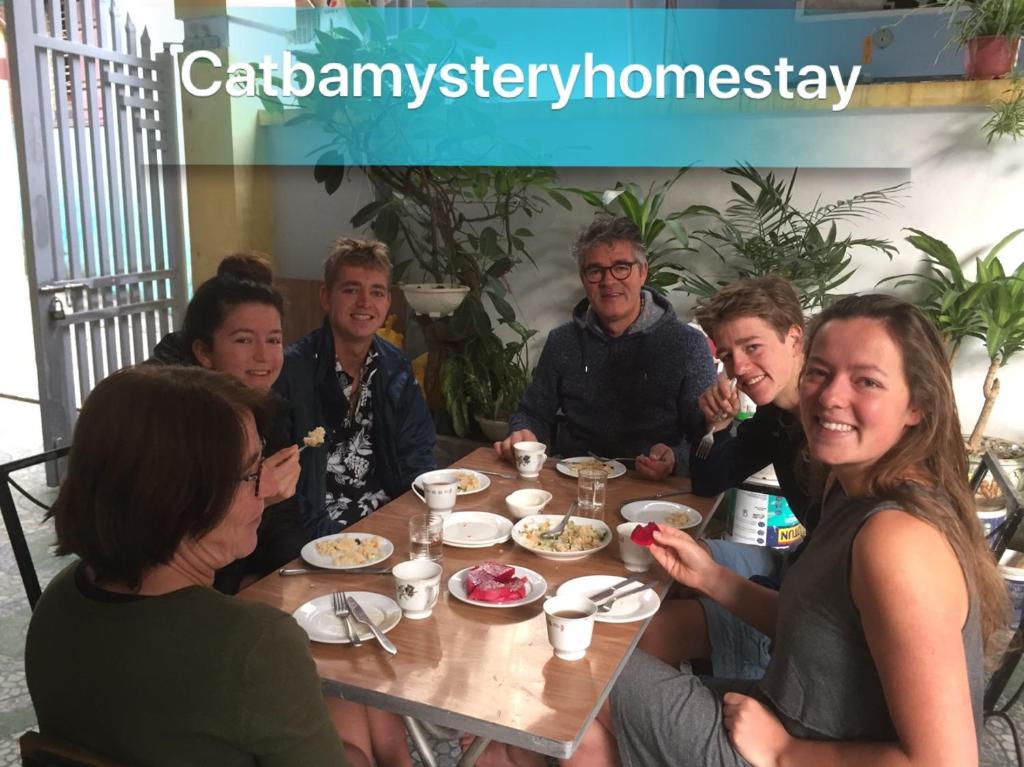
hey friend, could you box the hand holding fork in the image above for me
[695,376,739,460]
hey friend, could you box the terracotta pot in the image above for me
[964,35,1021,80]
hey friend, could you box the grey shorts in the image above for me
[611,650,756,767]
[699,541,783,680]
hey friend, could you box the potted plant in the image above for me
[983,77,1024,141]
[441,332,532,441]
[883,228,1024,461]
[681,166,905,312]
[943,0,1024,79]
[560,169,715,294]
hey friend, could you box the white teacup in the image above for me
[412,477,458,516]
[543,595,597,661]
[513,441,547,479]
[617,522,655,573]
[393,559,443,619]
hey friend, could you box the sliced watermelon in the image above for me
[630,522,660,547]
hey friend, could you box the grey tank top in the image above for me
[757,487,984,742]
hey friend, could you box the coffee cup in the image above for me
[512,441,547,479]
[543,595,597,660]
[617,522,655,573]
[412,477,458,516]
[393,559,443,619]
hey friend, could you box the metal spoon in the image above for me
[540,502,578,540]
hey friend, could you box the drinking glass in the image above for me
[409,513,444,563]
[577,467,608,520]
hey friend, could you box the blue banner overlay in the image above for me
[179,7,962,167]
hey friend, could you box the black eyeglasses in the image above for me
[239,458,265,498]
[582,261,638,284]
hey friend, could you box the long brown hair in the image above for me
[804,294,1007,642]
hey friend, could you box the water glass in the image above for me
[577,467,608,519]
[409,513,444,563]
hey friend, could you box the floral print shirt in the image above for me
[323,349,389,529]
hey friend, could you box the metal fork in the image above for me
[695,423,718,460]
[540,502,578,540]
[333,591,363,647]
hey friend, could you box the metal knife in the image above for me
[279,567,392,576]
[459,467,517,480]
[346,596,398,655]
[586,577,642,603]
[593,582,653,606]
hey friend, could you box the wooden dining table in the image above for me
[239,447,723,764]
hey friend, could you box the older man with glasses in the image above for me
[495,216,716,480]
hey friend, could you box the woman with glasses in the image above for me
[25,366,378,765]
[151,252,304,594]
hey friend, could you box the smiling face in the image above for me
[713,315,803,412]
[800,317,922,494]
[321,265,391,347]
[192,303,283,392]
[581,240,649,336]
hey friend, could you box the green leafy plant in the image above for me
[984,78,1024,143]
[882,228,1024,453]
[942,0,1024,45]
[441,334,531,437]
[560,170,715,294]
[682,166,905,311]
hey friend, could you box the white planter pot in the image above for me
[474,415,509,443]
[401,283,470,318]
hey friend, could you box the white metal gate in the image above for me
[5,0,189,478]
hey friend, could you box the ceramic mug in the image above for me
[393,559,443,619]
[513,441,547,479]
[412,478,459,515]
[617,522,655,573]
[543,595,597,661]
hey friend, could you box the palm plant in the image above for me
[682,166,905,312]
[882,228,1024,453]
[559,170,715,294]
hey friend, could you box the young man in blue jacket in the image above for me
[275,238,436,539]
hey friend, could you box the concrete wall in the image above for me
[266,103,1024,443]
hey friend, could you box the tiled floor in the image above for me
[1,397,1023,766]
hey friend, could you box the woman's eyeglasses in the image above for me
[239,458,265,497]
[581,261,637,284]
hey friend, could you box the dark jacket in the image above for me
[274,320,436,538]
[508,290,715,475]
[689,403,817,531]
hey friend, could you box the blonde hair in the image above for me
[323,237,392,289]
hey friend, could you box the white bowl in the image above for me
[505,489,553,519]
[511,514,612,561]
[400,283,470,317]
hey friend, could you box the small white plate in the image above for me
[301,533,394,570]
[555,457,627,479]
[414,469,491,496]
[620,501,702,530]
[292,591,402,644]
[448,565,547,609]
[443,511,513,548]
[511,515,612,561]
[556,575,660,624]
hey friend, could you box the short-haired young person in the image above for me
[496,216,715,480]
[274,237,436,538]
[638,276,809,679]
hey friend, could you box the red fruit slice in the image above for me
[630,522,660,547]
[464,562,523,601]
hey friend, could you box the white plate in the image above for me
[443,511,513,548]
[448,565,547,609]
[511,515,612,561]
[300,533,394,570]
[292,591,402,644]
[556,575,660,624]
[414,469,491,496]
[620,501,703,530]
[555,457,627,479]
